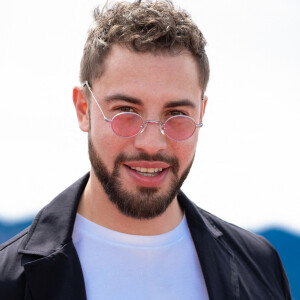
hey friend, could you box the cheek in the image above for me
[89,108,115,146]
[89,122,133,171]
[173,137,198,171]
[89,120,116,167]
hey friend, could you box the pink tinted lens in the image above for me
[111,113,144,137]
[164,116,196,141]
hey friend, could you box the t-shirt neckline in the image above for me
[74,213,187,248]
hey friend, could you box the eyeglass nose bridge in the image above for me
[140,120,165,136]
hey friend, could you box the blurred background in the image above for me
[0,0,299,298]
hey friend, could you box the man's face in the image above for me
[84,45,204,219]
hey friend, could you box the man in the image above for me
[0,0,291,299]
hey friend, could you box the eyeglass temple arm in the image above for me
[81,81,112,122]
[195,97,205,128]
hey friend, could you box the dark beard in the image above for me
[88,136,193,219]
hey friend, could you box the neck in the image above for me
[77,171,184,236]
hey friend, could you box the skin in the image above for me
[73,45,207,235]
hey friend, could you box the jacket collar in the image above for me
[19,173,239,300]
[18,173,89,256]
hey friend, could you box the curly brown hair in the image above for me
[80,0,209,93]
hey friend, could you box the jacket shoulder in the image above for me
[0,226,30,251]
[197,208,291,298]
[0,226,30,299]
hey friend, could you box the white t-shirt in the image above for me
[72,213,209,300]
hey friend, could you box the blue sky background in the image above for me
[0,0,299,232]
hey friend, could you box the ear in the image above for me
[73,86,89,132]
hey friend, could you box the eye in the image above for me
[114,106,135,113]
[166,110,187,117]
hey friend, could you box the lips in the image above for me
[124,161,170,187]
[125,161,170,169]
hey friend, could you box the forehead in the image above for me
[92,45,203,107]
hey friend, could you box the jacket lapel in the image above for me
[22,241,87,300]
[178,191,240,300]
[18,174,90,300]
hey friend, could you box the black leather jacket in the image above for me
[0,173,291,300]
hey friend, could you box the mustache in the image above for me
[114,152,179,174]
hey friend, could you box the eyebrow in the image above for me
[104,94,143,105]
[164,99,196,109]
[103,94,195,109]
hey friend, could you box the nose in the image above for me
[133,121,168,155]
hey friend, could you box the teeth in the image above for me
[130,166,163,173]
[138,172,157,177]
